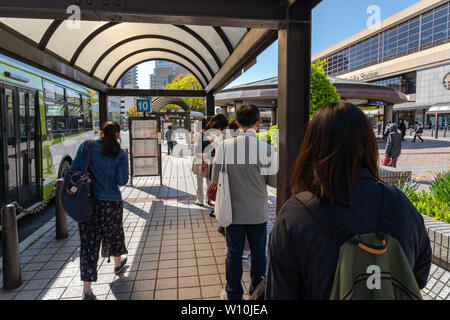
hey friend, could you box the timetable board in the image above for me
[128,116,162,186]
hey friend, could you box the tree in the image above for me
[310,59,341,118]
[126,105,143,117]
[162,74,205,111]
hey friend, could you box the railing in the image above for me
[1,179,68,290]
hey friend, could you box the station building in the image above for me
[312,0,450,129]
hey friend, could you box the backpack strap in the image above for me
[83,140,95,172]
[376,183,402,235]
[293,192,354,247]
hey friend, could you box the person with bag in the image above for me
[70,121,129,300]
[265,102,431,300]
[384,123,402,168]
[193,118,211,207]
[412,121,424,143]
[212,104,277,300]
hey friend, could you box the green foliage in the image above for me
[396,179,420,199]
[126,105,143,117]
[310,59,341,118]
[398,170,450,223]
[163,74,205,111]
[430,171,450,203]
[257,125,278,150]
[410,191,450,223]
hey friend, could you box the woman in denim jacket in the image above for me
[71,121,129,300]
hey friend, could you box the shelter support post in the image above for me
[276,19,311,215]
[99,92,108,128]
[206,92,215,117]
[435,113,439,139]
[221,106,228,117]
[271,109,277,126]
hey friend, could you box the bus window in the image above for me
[45,101,66,132]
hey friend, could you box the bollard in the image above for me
[55,179,68,240]
[1,204,22,290]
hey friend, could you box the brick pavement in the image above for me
[0,153,273,300]
[0,140,448,300]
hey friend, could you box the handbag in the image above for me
[381,154,393,167]
[191,153,209,178]
[207,182,218,202]
[61,140,95,224]
[215,140,233,228]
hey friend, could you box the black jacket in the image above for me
[265,168,432,300]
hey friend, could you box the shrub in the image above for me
[430,170,450,203]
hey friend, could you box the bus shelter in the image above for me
[0,0,322,213]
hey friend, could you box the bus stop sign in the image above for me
[137,98,152,113]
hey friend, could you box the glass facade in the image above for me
[320,2,450,77]
[370,71,417,94]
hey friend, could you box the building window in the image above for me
[320,2,450,77]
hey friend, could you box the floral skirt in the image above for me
[78,199,128,282]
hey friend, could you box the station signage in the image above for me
[137,98,152,113]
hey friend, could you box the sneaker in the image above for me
[218,227,225,236]
[114,256,128,275]
[220,289,229,300]
[82,291,97,300]
[209,211,216,218]
[242,250,250,259]
[195,201,204,207]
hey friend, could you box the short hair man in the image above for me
[212,104,277,300]
[165,125,174,155]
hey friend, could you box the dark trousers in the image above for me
[225,222,267,300]
[401,131,406,141]
[413,134,423,142]
[79,200,128,282]
[167,141,174,155]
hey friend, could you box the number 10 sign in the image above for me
[137,98,152,113]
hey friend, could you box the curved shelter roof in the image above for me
[0,19,249,88]
[215,75,408,107]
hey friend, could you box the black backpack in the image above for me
[61,140,95,224]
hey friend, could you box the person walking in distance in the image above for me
[165,125,175,155]
[412,121,424,143]
[398,120,407,141]
[71,121,129,300]
[265,102,431,300]
[385,123,402,168]
[212,104,277,300]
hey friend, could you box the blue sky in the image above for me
[137,0,421,89]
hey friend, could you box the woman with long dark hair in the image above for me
[265,102,431,300]
[71,121,129,300]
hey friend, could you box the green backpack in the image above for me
[294,184,422,300]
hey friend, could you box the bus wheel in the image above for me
[58,160,71,179]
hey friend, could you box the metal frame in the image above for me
[107,89,206,98]
[128,115,162,187]
[0,0,316,28]
[112,58,207,88]
[103,48,209,85]
[89,34,216,79]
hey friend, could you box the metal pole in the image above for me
[55,179,68,240]
[1,204,22,290]
[435,113,439,139]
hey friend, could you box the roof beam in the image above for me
[205,28,278,93]
[0,0,287,28]
[0,25,108,92]
[106,89,206,97]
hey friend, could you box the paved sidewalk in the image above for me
[0,153,273,300]
[0,142,447,300]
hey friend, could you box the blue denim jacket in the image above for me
[71,139,129,201]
